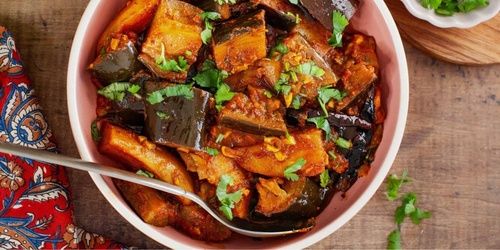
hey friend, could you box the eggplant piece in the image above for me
[212,10,267,74]
[89,36,140,84]
[225,58,282,92]
[219,92,287,137]
[231,129,328,177]
[336,34,379,111]
[98,122,195,205]
[300,0,358,29]
[139,0,203,82]
[96,0,160,53]
[196,0,231,20]
[255,0,334,59]
[179,151,252,219]
[104,93,145,133]
[255,177,324,219]
[144,82,212,151]
[287,109,372,130]
[114,179,177,227]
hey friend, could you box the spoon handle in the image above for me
[0,142,195,199]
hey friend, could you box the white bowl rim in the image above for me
[66,0,409,248]
[401,0,500,28]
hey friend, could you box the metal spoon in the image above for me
[0,142,312,238]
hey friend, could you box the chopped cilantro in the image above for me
[263,90,273,98]
[200,11,221,44]
[274,73,292,95]
[307,116,332,141]
[386,170,432,250]
[215,0,237,4]
[387,229,401,250]
[156,111,170,120]
[205,147,219,156]
[328,10,349,48]
[215,83,235,110]
[215,134,225,144]
[270,42,289,56]
[216,175,243,220]
[386,169,410,201]
[90,120,100,142]
[193,60,228,90]
[284,158,306,181]
[97,82,140,102]
[146,84,194,104]
[335,137,352,149]
[319,169,330,188]
[136,169,154,178]
[420,0,489,16]
[155,43,189,72]
[292,95,302,109]
[288,0,299,4]
[295,62,325,78]
[318,86,346,115]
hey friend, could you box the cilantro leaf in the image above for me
[156,110,170,120]
[307,116,332,141]
[420,0,442,9]
[216,175,243,220]
[394,205,406,225]
[410,208,432,225]
[215,83,235,109]
[136,169,154,178]
[387,229,402,250]
[200,12,221,44]
[90,120,101,142]
[292,95,302,109]
[205,147,219,156]
[328,10,349,48]
[274,73,292,95]
[284,158,306,181]
[155,43,189,72]
[215,0,237,4]
[335,137,352,149]
[97,82,131,101]
[193,60,227,90]
[318,86,346,115]
[271,42,289,55]
[320,169,330,188]
[295,62,325,78]
[146,84,194,104]
[386,169,410,201]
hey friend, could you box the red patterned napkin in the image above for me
[0,27,125,249]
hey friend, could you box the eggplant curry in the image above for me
[89,0,384,242]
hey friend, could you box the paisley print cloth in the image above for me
[0,26,125,249]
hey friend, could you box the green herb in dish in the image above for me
[216,175,243,220]
[420,0,489,16]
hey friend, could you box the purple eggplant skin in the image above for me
[144,82,212,151]
[300,0,358,29]
[286,109,372,130]
[89,40,140,84]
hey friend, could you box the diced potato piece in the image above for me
[225,58,282,92]
[210,125,264,148]
[179,151,251,219]
[97,0,160,53]
[212,10,267,74]
[139,0,203,82]
[99,122,194,205]
[219,88,287,137]
[233,129,328,177]
[114,179,177,227]
[336,34,379,111]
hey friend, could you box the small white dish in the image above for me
[401,0,500,28]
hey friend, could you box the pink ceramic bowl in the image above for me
[67,0,408,248]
